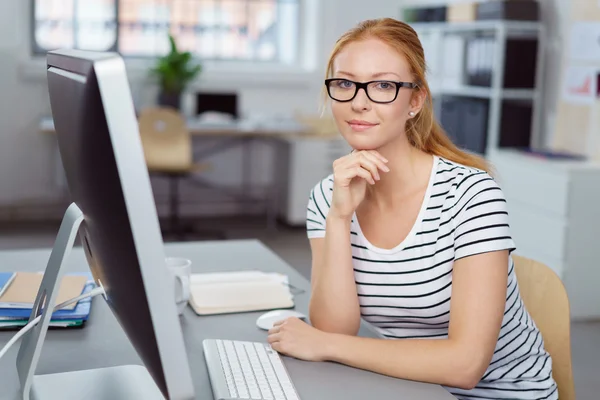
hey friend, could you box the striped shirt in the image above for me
[306,155,558,400]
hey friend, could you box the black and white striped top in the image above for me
[306,155,558,400]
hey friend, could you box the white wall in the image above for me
[0,0,403,219]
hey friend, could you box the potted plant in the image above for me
[150,34,202,110]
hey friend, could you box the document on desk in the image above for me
[189,271,294,315]
[0,278,95,330]
[0,272,88,310]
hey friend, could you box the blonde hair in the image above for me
[322,18,489,172]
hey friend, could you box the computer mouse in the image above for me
[256,309,306,331]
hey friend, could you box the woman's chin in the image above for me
[343,134,385,151]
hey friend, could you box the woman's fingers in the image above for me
[341,152,388,181]
[346,150,390,173]
[335,162,374,185]
[268,326,281,335]
[333,150,390,186]
[358,154,381,181]
[368,150,388,163]
[267,331,281,342]
[361,151,390,174]
[338,150,388,168]
[348,166,376,185]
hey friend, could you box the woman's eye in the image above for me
[337,80,353,88]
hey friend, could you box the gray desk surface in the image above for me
[0,239,455,400]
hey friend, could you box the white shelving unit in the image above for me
[411,20,546,153]
[488,148,600,320]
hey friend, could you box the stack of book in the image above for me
[0,271,95,330]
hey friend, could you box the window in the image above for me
[33,0,300,64]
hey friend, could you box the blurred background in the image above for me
[0,0,598,397]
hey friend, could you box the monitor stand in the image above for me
[15,203,165,400]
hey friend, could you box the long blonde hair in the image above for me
[323,18,489,172]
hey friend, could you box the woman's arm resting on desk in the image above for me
[269,250,508,390]
[308,216,361,336]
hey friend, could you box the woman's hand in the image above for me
[267,317,333,362]
[329,150,389,220]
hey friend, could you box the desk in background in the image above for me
[39,116,310,137]
[39,117,351,228]
[0,239,456,399]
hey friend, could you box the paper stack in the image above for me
[0,272,95,329]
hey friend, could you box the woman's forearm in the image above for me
[309,215,361,335]
[323,334,487,390]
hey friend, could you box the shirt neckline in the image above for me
[353,155,439,255]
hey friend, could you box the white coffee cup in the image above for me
[166,257,191,315]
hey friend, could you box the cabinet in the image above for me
[275,136,351,226]
[488,149,600,320]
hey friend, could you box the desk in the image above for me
[39,117,339,230]
[0,239,455,400]
[39,116,314,137]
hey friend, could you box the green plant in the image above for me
[150,34,202,95]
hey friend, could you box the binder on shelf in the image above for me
[403,6,447,23]
[448,2,477,23]
[504,39,538,88]
[442,35,465,85]
[477,0,540,22]
[463,98,489,154]
[441,96,464,145]
[466,36,537,89]
[466,36,494,87]
[499,101,533,148]
[440,96,488,154]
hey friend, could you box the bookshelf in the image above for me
[410,20,546,154]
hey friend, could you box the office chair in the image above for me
[138,106,226,241]
[513,255,575,400]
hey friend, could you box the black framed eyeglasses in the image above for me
[324,78,418,104]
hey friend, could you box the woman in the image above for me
[266,18,558,400]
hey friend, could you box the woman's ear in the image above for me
[409,88,426,116]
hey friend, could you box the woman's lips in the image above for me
[347,120,379,132]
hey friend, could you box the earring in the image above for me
[409,111,415,117]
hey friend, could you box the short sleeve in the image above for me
[452,174,516,260]
[306,176,333,239]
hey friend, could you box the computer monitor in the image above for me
[196,92,238,119]
[15,49,195,400]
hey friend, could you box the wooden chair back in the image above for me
[513,255,575,400]
[138,107,192,173]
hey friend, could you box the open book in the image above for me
[188,271,295,316]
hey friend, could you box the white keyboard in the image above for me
[203,339,301,400]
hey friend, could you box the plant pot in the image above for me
[158,90,181,110]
